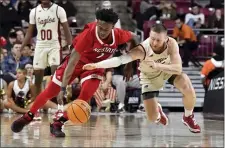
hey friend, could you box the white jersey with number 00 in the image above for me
[29,3,67,46]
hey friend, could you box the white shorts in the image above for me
[33,46,61,69]
[140,72,173,93]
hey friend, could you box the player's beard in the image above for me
[151,44,160,51]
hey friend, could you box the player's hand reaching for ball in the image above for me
[83,63,98,70]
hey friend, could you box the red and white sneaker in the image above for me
[182,114,201,133]
[33,111,42,121]
[156,103,169,126]
[53,110,64,121]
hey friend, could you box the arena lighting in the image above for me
[156,20,161,24]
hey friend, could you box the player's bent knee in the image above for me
[79,90,94,101]
[181,84,196,98]
[180,74,193,90]
[176,73,192,90]
[174,73,185,82]
[79,80,100,101]
[142,91,159,100]
[78,85,94,101]
[180,73,189,80]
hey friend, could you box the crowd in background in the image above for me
[131,0,224,33]
[128,0,224,67]
[0,0,224,116]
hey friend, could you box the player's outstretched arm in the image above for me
[83,45,145,70]
[58,48,80,105]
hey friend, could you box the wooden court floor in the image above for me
[1,112,224,147]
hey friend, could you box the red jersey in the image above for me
[73,22,132,64]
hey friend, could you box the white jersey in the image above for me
[13,79,30,97]
[139,38,171,80]
[29,3,67,46]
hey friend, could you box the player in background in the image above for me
[83,24,201,133]
[11,9,167,137]
[4,68,36,114]
[20,0,72,109]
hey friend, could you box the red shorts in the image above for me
[52,58,104,86]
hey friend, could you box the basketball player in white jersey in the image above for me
[4,68,58,114]
[20,0,72,105]
[83,24,201,133]
[4,68,36,114]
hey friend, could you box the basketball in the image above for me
[67,99,91,124]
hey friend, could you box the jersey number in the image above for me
[41,29,52,40]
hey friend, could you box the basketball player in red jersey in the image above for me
[12,9,166,137]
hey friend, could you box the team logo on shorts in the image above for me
[144,85,148,88]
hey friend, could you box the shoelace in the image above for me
[188,115,197,126]
[192,118,197,126]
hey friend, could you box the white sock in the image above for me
[118,103,124,110]
[184,109,193,117]
[58,104,64,111]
